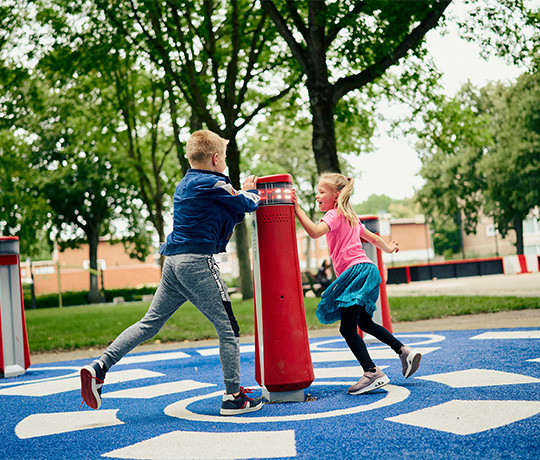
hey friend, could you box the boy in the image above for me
[80,130,262,416]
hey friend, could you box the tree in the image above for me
[416,75,540,256]
[0,2,54,257]
[242,101,319,269]
[261,0,452,173]
[21,68,149,303]
[415,82,496,231]
[354,194,394,216]
[481,71,540,254]
[2,2,174,300]
[242,96,365,269]
[456,0,540,69]
[35,1,181,267]
[433,220,462,258]
[96,0,298,299]
[0,128,54,258]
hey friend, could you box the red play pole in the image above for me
[251,174,314,402]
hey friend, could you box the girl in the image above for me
[293,172,421,395]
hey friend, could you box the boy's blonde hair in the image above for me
[186,130,228,166]
[319,172,358,227]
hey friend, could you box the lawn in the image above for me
[24,295,540,353]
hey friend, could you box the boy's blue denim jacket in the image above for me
[159,169,259,256]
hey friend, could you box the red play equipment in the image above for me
[251,174,314,402]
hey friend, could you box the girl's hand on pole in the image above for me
[292,188,300,213]
[388,240,400,253]
[292,188,330,239]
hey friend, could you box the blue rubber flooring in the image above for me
[1,328,540,459]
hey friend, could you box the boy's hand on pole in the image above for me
[242,175,258,191]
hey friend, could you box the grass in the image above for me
[25,295,540,353]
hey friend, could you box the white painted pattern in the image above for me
[310,334,446,352]
[6,330,540,460]
[198,334,444,358]
[197,344,255,356]
[0,369,164,396]
[164,384,410,424]
[313,365,388,379]
[0,366,80,388]
[417,368,540,388]
[15,409,124,439]
[310,347,440,363]
[103,379,216,399]
[117,351,190,365]
[386,399,540,435]
[471,331,540,340]
[102,430,297,460]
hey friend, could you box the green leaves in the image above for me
[416,73,540,255]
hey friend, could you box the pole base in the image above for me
[262,388,305,403]
[2,364,26,378]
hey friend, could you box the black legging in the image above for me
[339,305,403,372]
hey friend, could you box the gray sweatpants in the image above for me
[99,254,241,394]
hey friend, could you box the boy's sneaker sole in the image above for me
[348,375,390,395]
[80,364,103,409]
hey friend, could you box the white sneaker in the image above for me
[400,346,422,378]
[348,367,390,395]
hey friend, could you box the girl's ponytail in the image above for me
[319,172,358,227]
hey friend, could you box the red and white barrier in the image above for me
[0,237,31,377]
[503,255,539,274]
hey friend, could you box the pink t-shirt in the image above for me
[321,209,373,277]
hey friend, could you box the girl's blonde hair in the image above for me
[319,172,358,227]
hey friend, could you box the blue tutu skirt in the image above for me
[316,263,381,325]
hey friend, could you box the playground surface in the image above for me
[2,273,540,459]
[2,325,540,459]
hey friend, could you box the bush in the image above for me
[23,286,158,309]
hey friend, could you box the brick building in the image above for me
[22,240,161,296]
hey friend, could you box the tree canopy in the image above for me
[262,0,452,173]
[415,74,540,255]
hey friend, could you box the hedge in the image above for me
[23,286,158,309]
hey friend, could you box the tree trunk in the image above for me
[513,214,524,255]
[168,85,191,176]
[235,220,254,299]
[457,211,466,259]
[87,227,101,304]
[226,138,254,300]
[155,217,166,270]
[308,82,340,173]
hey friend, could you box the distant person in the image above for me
[315,260,332,291]
[80,130,263,416]
[292,172,422,395]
